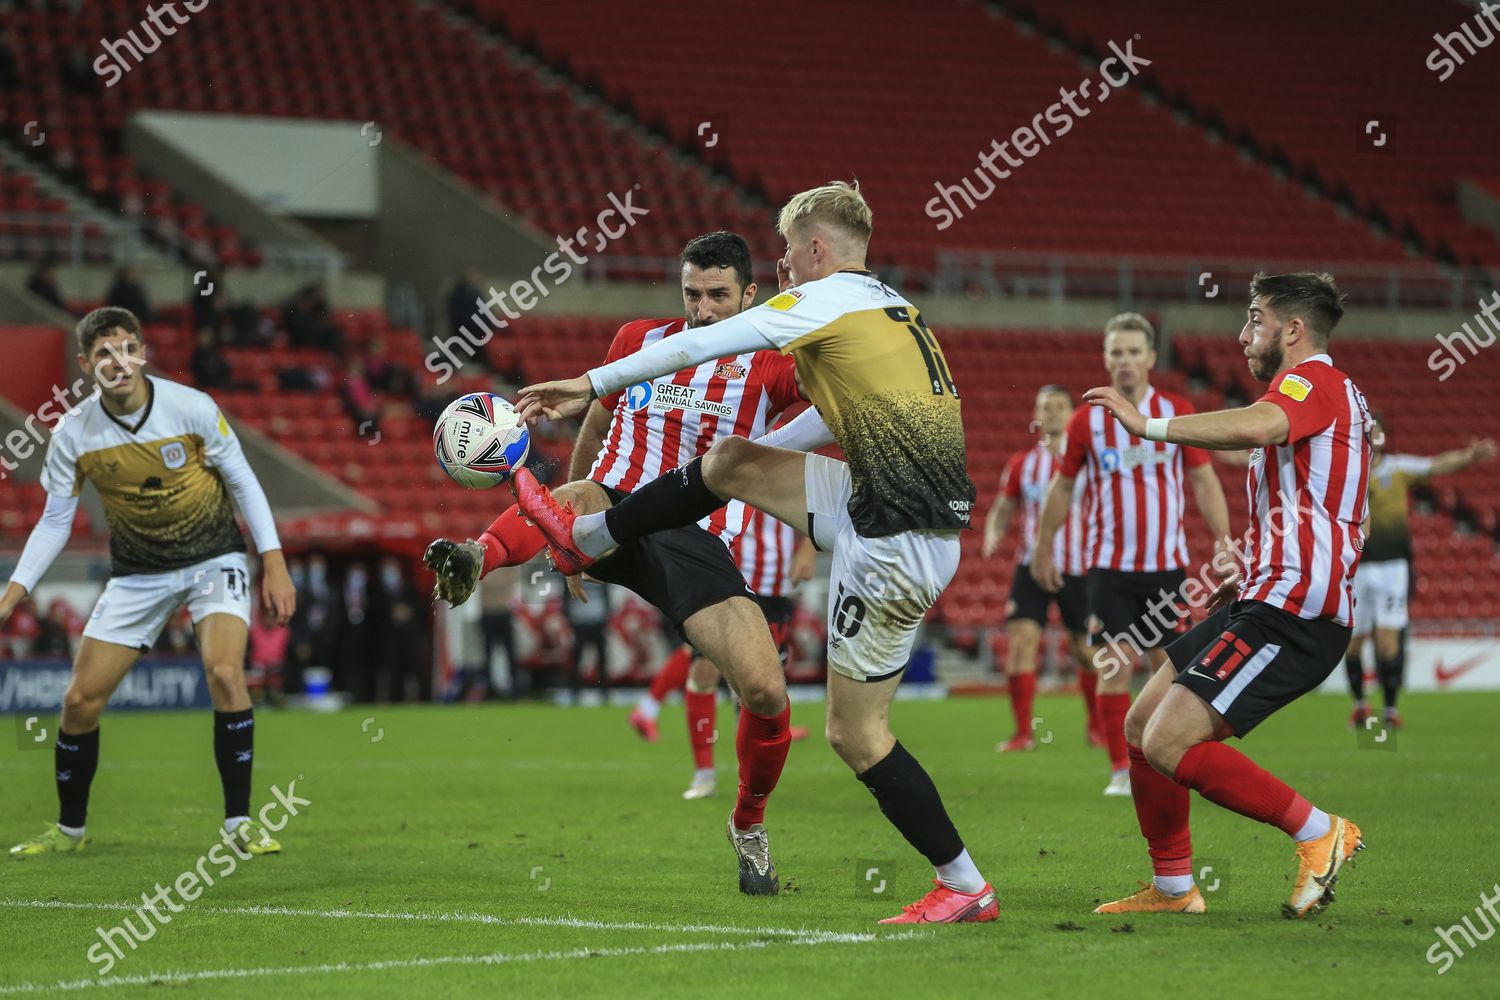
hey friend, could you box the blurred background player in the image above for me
[1344,414,1495,729]
[425,231,803,895]
[1032,313,1232,796]
[982,385,1102,752]
[4,307,296,858]
[630,507,816,798]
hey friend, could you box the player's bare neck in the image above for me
[1044,432,1066,455]
[100,380,150,417]
[1117,381,1149,407]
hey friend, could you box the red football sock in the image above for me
[731,699,791,829]
[1173,741,1313,837]
[477,506,547,573]
[1128,744,1192,877]
[685,688,718,770]
[1078,665,1100,731]
[648,646,693,702]
[1098,692,1131,771]
[1008,672,1036,739]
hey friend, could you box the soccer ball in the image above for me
[433,392,530,489]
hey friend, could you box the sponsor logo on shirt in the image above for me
[651,383,733,418]
[766,290,804,311]
[1278,373,1313,401]
[1098,445,1172,472]
[624,381,654,411]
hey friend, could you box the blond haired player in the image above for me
[4,307,296,859]
[513,182,997,925]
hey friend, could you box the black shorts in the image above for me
[588,486,753,633]
[1007,565,1088,632]
[1169,600,1351,737]
[754,594,796,653]
[1085,567,1189,650]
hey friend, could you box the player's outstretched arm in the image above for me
[1425,438,1498,477]
[753,406,833,452]
[519,313,777,425]
[1084,387,1290,450]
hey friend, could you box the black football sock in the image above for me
[856,741,965,868]
[1377,651,1404,711]
[56,728,101,830]
[214,709,255,820]
[1344,652,1365,701]
[602,457,727,547]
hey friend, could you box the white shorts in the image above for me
[84,552,252,651]
[804,454,960,682]
[1351,558,1408,637]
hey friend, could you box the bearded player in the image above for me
[1088,273,1371,919]
[425,232,802,895]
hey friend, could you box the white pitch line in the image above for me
[0,931,922,994]
[0,898,902,943]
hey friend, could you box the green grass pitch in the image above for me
[2,692,1497,997]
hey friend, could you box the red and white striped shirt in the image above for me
[1060,386,1209,573]
[590,318,801,546]
[1001,440,1087,575]
[733,506,798,597]
[1239,355,1371,626]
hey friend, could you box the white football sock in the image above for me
[693,767,714,781]
[224,815,250,834]
[636,696,661,721]
[1153,874,1194,896]
[935,848,986,894]
[58,823,85,839]
[1294,807,1331,843]
[572,512,618,558]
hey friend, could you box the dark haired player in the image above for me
[4,307,296,858]
[982,385,1102,751]
[1086,273,1372,919]
[425,232,802,896]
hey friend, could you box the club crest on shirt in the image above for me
[159,441,187,470]
[714,362,747,380]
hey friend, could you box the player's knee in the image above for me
[702,435,753,493]
[203,657,246,692]
[62,683,105,725]
[738,673,785,717]
[1140,729,1183,777]
[1123,700,1151,747]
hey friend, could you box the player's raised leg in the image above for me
[196,611,279,856]
[516,437,809,572]
[9,638,138,857]
[679,595,790,895]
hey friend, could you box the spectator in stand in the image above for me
[191,328,233,389]
[248,599,291,701]
[3,595,42,658]
[60,42,98,96]
[372,556,425,702]
[285,282,342,352]
[24,260,67,312]
[562,577,611,704]
[191,269,225,334]
[479,563,521,699]
[365,335,416,400]
[413,379,448,423]
[0,27,21,91]
[447,269,483,346]
[340,354,380,434]
[105,266,152,324]
[36,598,84,659]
